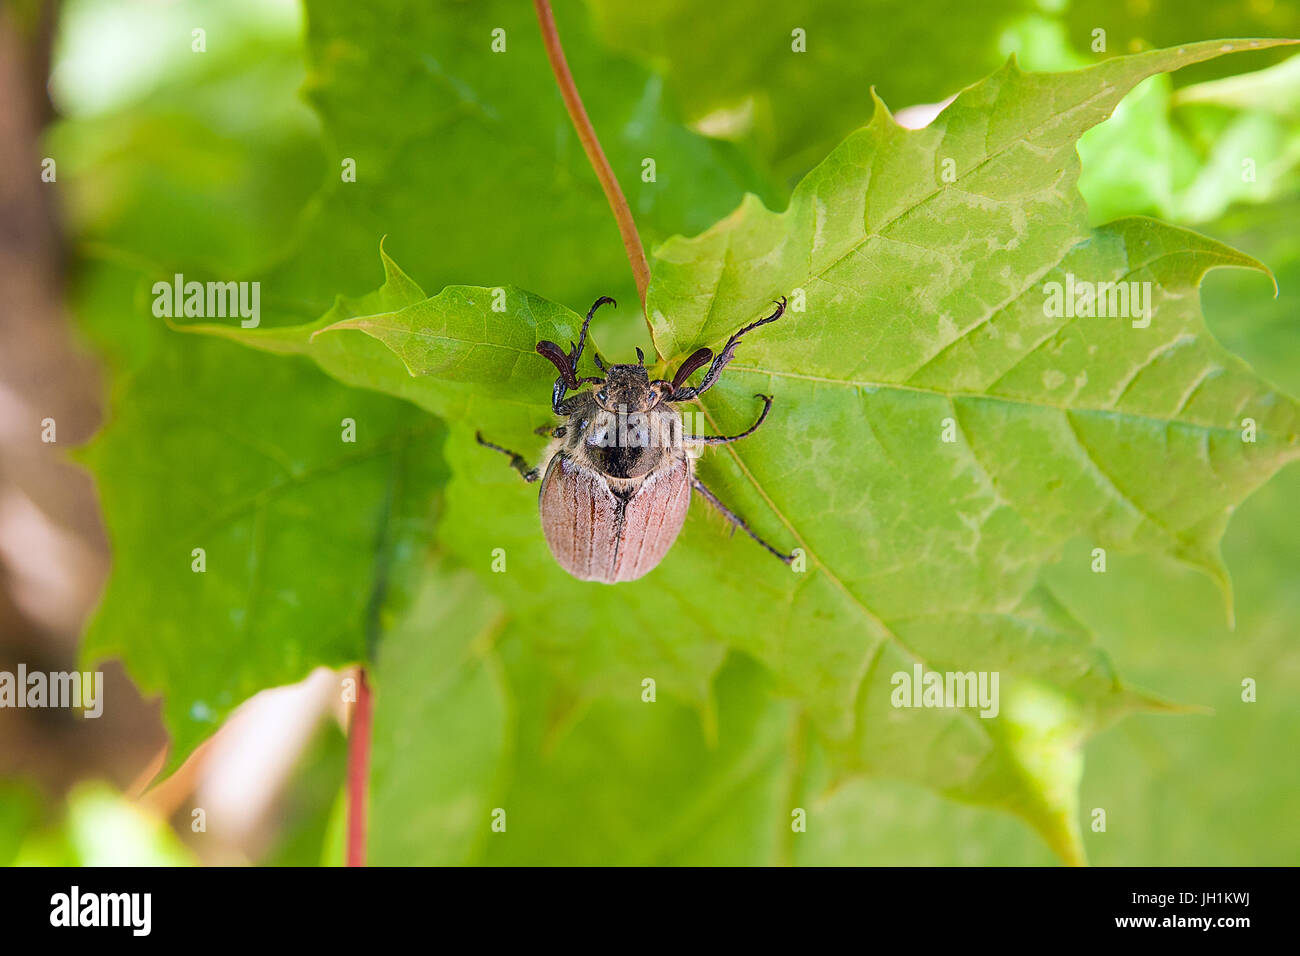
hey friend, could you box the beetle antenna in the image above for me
[536,340,579,389]
[635,347,645,366]
[593,353,607,372]
[667,347,714,397]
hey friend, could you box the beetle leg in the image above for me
[551,375,604,414]
[476,432,540,482]
[550,377,569,415]
[535,424,567,438]
[691,475,793,564]
[685,394,772,445]
[672,297,786,401]
[571,296,615,369]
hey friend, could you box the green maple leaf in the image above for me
[65,11,1284,863]
[58,0,1300,864]
[67,0,766,772]
[368,560,508,866]
[263,0,777,345]
[588,0,1037,178]
[78,340,448,765]
[191,39,1300,862]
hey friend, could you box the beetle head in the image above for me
[596,363,660,412]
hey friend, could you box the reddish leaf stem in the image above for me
[532,0,651,315]
[346,666,372,867]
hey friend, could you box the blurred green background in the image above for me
[1,0,1297,865]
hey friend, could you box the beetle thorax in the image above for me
[552,384,684,481]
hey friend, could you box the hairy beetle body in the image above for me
[477,295,793,583]
[536,381,691,582]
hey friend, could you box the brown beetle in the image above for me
[477,296,793,583]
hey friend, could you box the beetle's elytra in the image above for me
[477,296,792,583]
